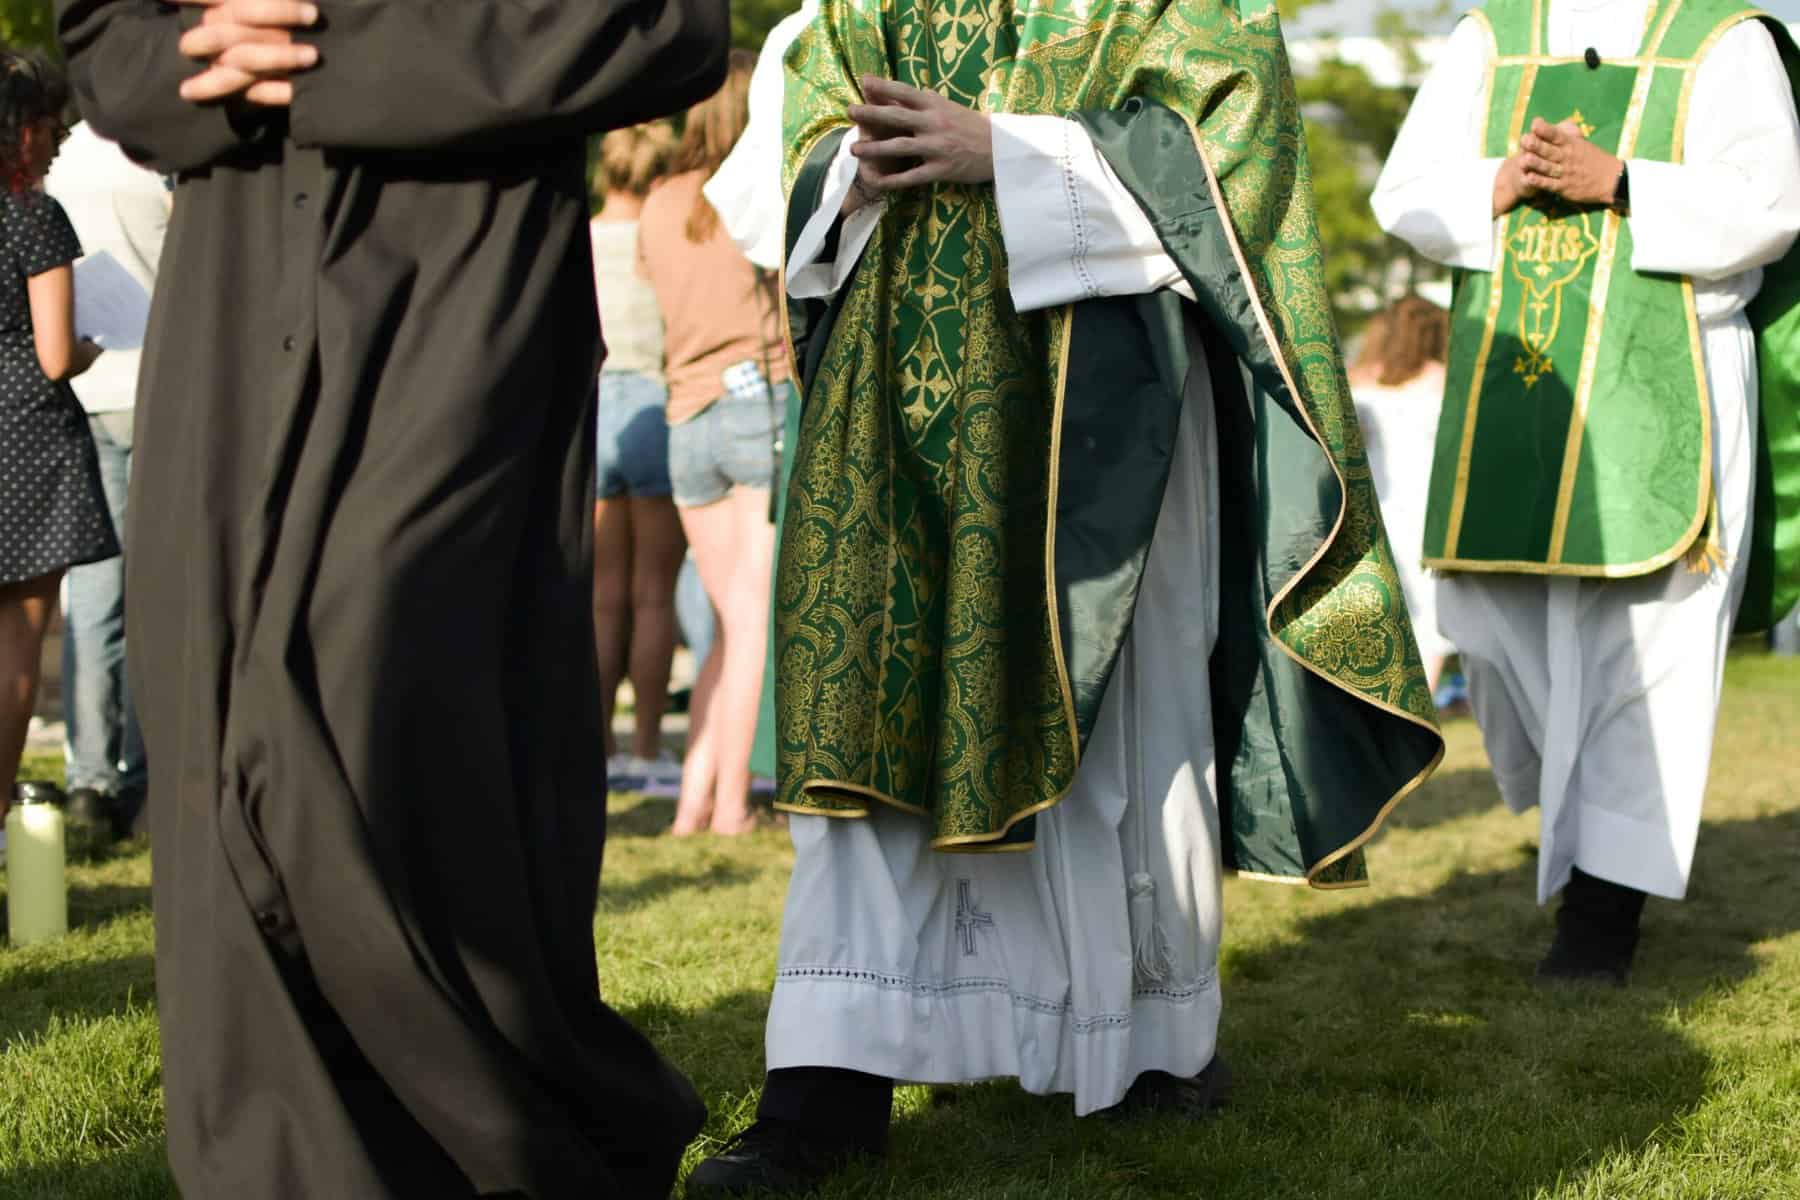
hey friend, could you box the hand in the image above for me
[840,148,905,216]
[70,339,104,379]
[1519,118,1624,208]
[846,76,994,191]
[1492,152,1540,217]
[172,0,322,108]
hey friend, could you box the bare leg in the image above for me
[682,487,775,836]
[625,496,686,761]
[672,597,724,836]
[592,498,633,761]
[0,570,65,823]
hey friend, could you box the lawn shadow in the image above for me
[0,952,155,1049]
[764,806,1800,1198]
[600,862,758,914]
[0,873,152,942]
[1204,804,1800,1198]
[0,1140,173,1200]
[606,794,677,839]
[1381,766,1507,832]
[66,882,153,931]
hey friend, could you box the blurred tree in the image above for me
[0,0,56,53]
[734,0,802,49]
[1292,0,1455,332]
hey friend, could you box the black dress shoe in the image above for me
[1106,1055,1234,1120]
[65,788,121,842]
[1535,867,1644,988]
[685,1119,876,1198]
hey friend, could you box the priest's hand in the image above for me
[173,0,321,107]
[1492,152,1541,217]
[841,144,905,217]
[846,76,995,190]
[1519,118,1624,208]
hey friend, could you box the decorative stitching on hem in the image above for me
[1061,122,1100,301]
[774,964,1219,1034]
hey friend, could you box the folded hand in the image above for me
[1519,117,1624,208]
[173,0,322,108]
[846,76,994,190]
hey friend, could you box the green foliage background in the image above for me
[0,0,54,53]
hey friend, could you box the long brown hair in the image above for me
[670,48,755,243]
[1354,294,1449,386]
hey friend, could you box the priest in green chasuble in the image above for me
[1375,0,1800,985]
[689,0,1445,1192]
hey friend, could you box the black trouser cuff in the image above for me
[757,1067,894,1151]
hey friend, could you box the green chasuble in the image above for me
[773,0,1446,886]
[1430,0,1800,630]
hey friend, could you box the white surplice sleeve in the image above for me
[1628,19,1800,300]
[787,114,1199,309]
[1371,16,1504,271]
[988,113,1195,311]
[785,129,888,298]
[703,4,818,271]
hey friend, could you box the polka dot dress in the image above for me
[0,189,119,586]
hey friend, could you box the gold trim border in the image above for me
[1544,45,1663,561]
[1444,60,1538,558]
[1183,120,1445,890]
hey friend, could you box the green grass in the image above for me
[4,652,1799,1199]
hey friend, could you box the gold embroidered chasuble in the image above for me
[773,0,1445,885]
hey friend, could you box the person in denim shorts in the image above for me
[592,123,685,789]
[639,51,790,837]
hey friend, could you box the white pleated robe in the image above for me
[1372,0,1800,903]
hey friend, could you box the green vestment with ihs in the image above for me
[1430,0,1800,630]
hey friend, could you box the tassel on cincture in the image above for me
[1684,535,1728,575]
[1685,493,1728,575]
[1127,872,1173,986]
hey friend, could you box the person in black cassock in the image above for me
[52,0,728,1195]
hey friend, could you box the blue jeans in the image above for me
[595,371,673,498]
[63,411,145,798]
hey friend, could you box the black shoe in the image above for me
[1107,1055,1234,1120]
[65,788,121,842]
[1535,868,1644,988]
[685,1119,876,1198]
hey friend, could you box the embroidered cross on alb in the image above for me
[954,878,994,957]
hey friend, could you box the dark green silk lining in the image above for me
[1076,102,1438,883]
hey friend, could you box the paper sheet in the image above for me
[73,250,152,352]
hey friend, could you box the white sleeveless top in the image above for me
[590,219,665,382]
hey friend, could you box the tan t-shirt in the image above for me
[637,170,788,424]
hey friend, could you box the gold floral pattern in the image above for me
[779,0,1440,857]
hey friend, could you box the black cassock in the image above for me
[55,2,728,1195]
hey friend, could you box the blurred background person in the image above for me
[591,121,684,793]
[46,114,166,841]
[0,50,116,829]
[639,50,787,836]
[1349,295,1455,698]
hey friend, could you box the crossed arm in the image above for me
[55,0,730,172]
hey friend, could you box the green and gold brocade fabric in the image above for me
[775,0,1444,874]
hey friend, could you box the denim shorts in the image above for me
[595,371,672,499]
[667,377,789,508]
